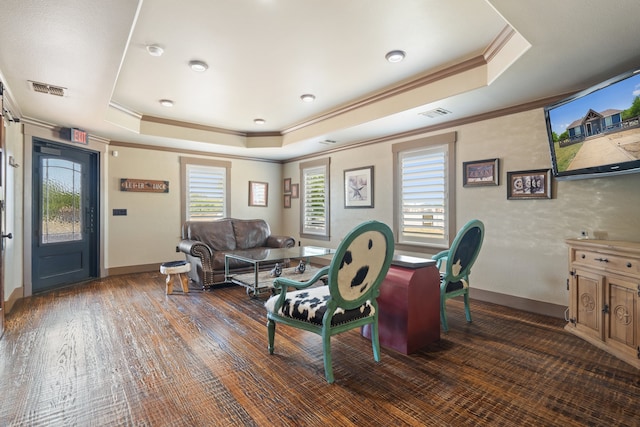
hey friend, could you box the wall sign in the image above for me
[120,178,169,193]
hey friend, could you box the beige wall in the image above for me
[106,146,283,269]
[281,108,640,309]
[458,109,640,305]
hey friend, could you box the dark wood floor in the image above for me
[1,272,638,426]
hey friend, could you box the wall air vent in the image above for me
[419,108,452,118]
[30,81,66,96]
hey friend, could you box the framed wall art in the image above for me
[463,158,499,187]
[344,166,374,208]
[284,194,291,208]
[506,169,552,200]
[290,183,299,198]
[248,181,268,206]
[283,178,291,194]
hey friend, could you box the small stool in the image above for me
[160,260,191,294]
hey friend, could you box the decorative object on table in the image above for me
[344,165,374,208]
[462,158,499,187]
[248,181,268,206]
[269,263,282,277]
[294,260,306,274]
[265,220,395,383]
[433,219,485,332]
[506,169,552,200]
[290,183,299,198]
[283,177,291,193]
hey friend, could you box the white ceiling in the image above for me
[1,0,640,161]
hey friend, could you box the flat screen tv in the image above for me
[544,68,640,180]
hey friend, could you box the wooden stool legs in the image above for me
[165,272,189,295]
[160,261,191,295]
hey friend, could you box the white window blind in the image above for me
[301,164,328,237]
[185,164,227,221]
[398,145,449,247]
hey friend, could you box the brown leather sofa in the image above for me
[178,218,295,288]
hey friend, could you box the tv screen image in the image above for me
[545,69,640,180]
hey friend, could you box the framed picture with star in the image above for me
[344,166,374,208]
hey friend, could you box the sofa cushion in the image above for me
[232,219,270,250]
[183,219,236,251]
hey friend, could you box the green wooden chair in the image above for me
[433,219,485,332]
[265,220,395,383]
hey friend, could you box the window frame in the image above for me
[392,132,456,251]
[180,157,231,224]
[299,157,330,241]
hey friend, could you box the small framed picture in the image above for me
[284,194,291,208]
[290,183,299,199]
[507,169,552,200]
[283,178,291,194]
[248,181,268,206]
[463,158,499,187]
[344,166,374,208]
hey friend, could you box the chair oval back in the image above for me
[327,221,395,310]
[446,219,485,282]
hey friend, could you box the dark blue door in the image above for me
[32,139,99,293]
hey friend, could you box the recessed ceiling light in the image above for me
[159,99,174,107]
[254,118,266,125]
[146,44,164,57]
[385,50,406,63]
[300,94,316,102]
[189,60,208,72]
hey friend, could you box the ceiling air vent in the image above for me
[318,139,337,145]
[30,81,66,97]
[419,108,452,118]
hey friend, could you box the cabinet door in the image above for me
[605,276,639,360]
[571,269,605,341]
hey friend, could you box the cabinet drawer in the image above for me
[572,249,640,276]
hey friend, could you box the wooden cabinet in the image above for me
[566,239,640,369]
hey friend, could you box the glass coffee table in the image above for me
[224,246,334,296]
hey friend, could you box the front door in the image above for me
[32,139,99,293]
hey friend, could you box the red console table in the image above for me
[362,255,440,354]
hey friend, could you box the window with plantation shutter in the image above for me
[300,158,330,240]
[393,132,456,249]
[180,157,230,223]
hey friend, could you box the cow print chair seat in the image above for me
[265,220,394,383]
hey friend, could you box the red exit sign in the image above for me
[61,127,88,144]
[71,128,87,144]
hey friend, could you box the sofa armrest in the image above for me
[266,235,295,248]
[178,239,217,287]
[178,239,213,258]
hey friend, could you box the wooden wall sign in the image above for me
[120,178,169,193]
